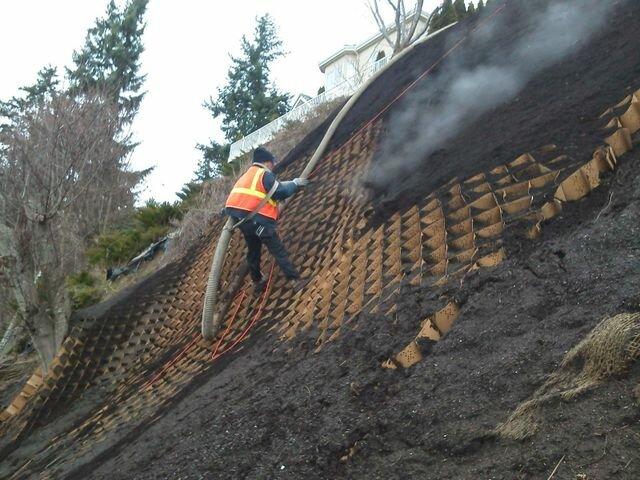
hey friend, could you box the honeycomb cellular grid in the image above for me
[2,91,635,463]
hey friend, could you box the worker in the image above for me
[225,146,310,294]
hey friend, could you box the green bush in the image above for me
[67,271,103,310]
[176,183,203,208]
[87,200,182,267]
[134,200,183,229]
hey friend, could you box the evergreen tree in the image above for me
[430,0,459,32]
[194,141,230,180]
[206,14,290,141]
[66,0,148,126]
[176,183,203,207]
[453,0,467,19]
[0,66,58,132]
[468,3,476,15]
[64,0,149,207]
[478,0,485,10]
[196,14,290,179]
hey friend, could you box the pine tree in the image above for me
[194,142,231,180]
[197,14,290,179]
[0,66,58,132]
[206,14,290,141]
[478,0,485,10]
[64,0,149,203]
[66,0,148,126]
[468,3,476,15]
[176,183,203,207]
[453,0,467,19]
[430,0,459,32]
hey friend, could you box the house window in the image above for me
[376,50,386,61]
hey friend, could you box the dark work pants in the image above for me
[237,220,300,282]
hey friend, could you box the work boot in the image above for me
[290,277,310,293]
[253,276,267,296]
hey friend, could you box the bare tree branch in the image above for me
[368,0,398,51]
[403,0,425,47]
[0,90,137,371]
[413,7,441,41]
[369,0,436,55]
[390,0,403,53]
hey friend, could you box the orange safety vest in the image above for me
[225,165,279,220]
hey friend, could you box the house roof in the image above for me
[291,93,313,109]
[319,11,430,72]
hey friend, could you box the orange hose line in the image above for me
[142,290,248,389]
[211,290,247,359]
[212,263,276,360]
[141,335,199,390]
[143,263,273,388]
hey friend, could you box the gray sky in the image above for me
[0,0,441,202]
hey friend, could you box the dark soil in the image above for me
[83,149,640,480]
[4,0,640,478]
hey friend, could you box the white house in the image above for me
[318,12,432,92]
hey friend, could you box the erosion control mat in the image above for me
[497,312,640,441]
[3,0,640,478]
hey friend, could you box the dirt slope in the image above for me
[2,0,640,478]
[82,1,640,477]
[85,154,640,480]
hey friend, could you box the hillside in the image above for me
[2,0,640,478]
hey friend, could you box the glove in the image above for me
[293,177,310,187]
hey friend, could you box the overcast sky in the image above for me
[0,0,442,203]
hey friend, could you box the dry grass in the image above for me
[98,255,168,300]
[0,355,37,386]
[263,97,346,160]
[496,312,640,440]
[162,176,239,264]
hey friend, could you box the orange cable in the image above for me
[143,289,247,389]
[211,290,246,359]
[141,335,199,390]
[212,263,275,360]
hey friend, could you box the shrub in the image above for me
[66,271,103,310]
[87,200,182,267]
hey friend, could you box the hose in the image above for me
[201,219,234,339]
[201,23,459,340]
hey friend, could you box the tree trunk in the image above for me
[0,316,17,356]
[53,306,68,356]
[29,312,59,374]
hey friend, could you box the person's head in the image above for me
[253,146,276,170]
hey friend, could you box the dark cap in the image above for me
[253,146,276,165]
